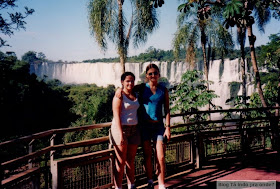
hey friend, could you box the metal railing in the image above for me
[1,107,279,189]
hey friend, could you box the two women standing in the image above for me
[110,64,171,189]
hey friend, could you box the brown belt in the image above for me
[146,120,160,123]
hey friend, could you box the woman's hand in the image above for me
[115,88,122,99]
[119,133,125,146]
[163,127,171,142]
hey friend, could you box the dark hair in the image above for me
[121,72,135,81]
[145,63,160,74]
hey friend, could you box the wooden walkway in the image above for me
[138,151,280,189]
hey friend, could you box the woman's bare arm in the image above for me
[163,87,171,141]
[112,92,124,143]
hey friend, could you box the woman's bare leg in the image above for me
[126,144,138,186]
[143,140,153,180]
[114,144,128,188]
[155,140,166,186]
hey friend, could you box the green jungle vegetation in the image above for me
[0,33,279,144]
[0,52,115,142]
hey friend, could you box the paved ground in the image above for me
[150,151,280,189]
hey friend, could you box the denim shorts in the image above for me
[141,121,165,142]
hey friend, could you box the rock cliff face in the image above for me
[31,59,256,109]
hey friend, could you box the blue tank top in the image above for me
[142,83,165,121]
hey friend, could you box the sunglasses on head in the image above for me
[148,71,159,76]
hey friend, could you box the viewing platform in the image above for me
[1,108,280,189]
[154,151,280,188]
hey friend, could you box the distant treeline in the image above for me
[83,46,263,63]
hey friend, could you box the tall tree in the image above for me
[174,0,229,82]
[224,0,280,151]
[253,1,280,152]
[88,0,159,73]
[0,0,34,47]
[224,0,247,106]
[173,16,199,70]
[227,0,280,107]
[173,1,233,114]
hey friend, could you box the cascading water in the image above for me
[31,59,256,109]
[208,58,255,110]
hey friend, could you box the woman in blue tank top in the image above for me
[140,64,171,189]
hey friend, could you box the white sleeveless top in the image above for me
[113,93,140,125]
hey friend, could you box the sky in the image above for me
[1,0,279,62]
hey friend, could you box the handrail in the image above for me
[0,122,111,148]
[55,149,114,165]
[171,116,279,130]
[2,107,279,148]
[2,167,40,187]
[170,106,280,117]
[0,130,55,147]
[2,136,109,169]
[1,108,278,148]
[54,122,111,134]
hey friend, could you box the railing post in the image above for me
[263,128,266,151]
[44,154,49,189]
[239,113,246,157]
[28,139,35,169]
[269,115,280,152]
[29,139,40,189]
[195,133,203,169]
[0,159,2,188]
[50,134,56,163]
[195,133,199,169]
[190,136,195,166]
[50,134,58,189]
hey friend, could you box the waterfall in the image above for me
[32,59,256,108]
[208,58,255,110]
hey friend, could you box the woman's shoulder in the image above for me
[133,83,146,93]
[114,88,123,100]
[158,83,167,91]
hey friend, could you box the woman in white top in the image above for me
[110,72,140,189]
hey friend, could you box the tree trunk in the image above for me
[276,57,280,117]
[273,57,280,152]
[238,26,247,106]
[120,54,125,73]
[248,25,280,152]
[200,24,211,113]
[118,0,125,73]
[247,25,267,108]
[201,31,208,83]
